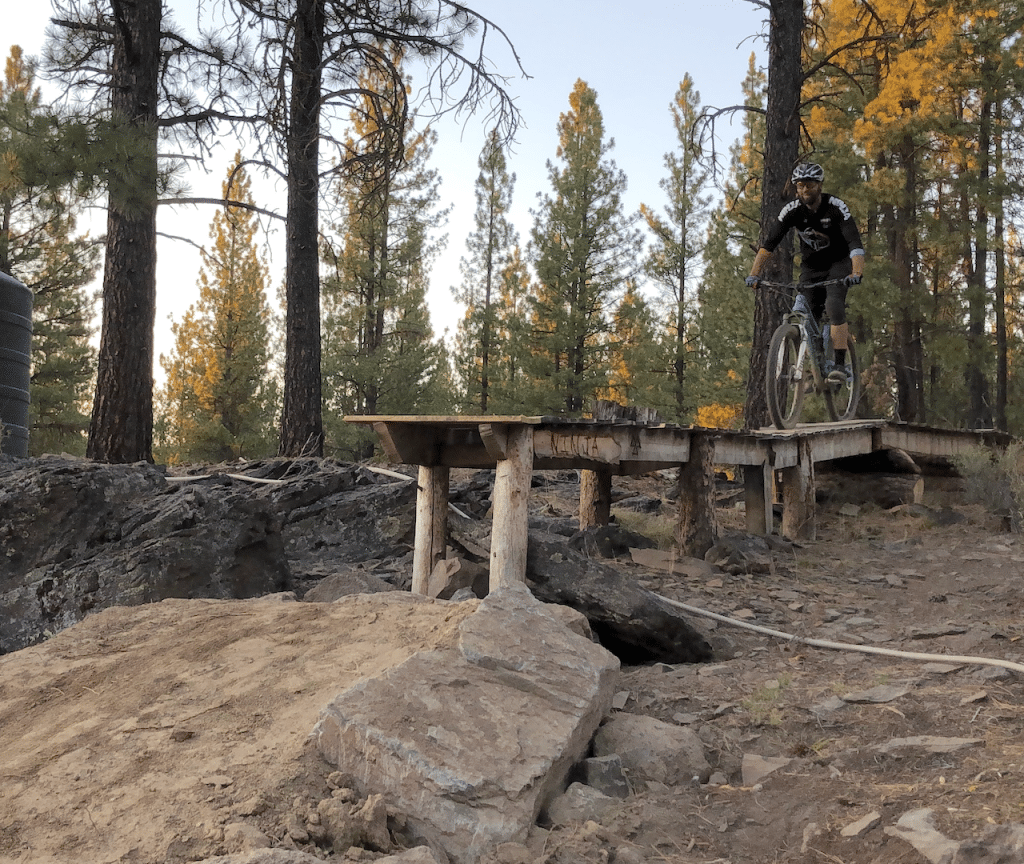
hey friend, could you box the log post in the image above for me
[744,459,774,535]
[781,438,815,540]
[675,431,718,558]
[412,464,449,594]
[579,469,612,529]
[490,424,534,590]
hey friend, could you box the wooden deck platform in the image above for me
[346,415,1012,594]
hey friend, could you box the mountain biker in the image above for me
[745,162,865,385]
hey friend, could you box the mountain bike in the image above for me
[759,279,861,429]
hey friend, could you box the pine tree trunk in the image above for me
[966,96,994,430]
[892,134,923,423]
[86,0,161,463]
[744,0,802,430]
[279,0,325,457]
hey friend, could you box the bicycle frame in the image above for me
[787,293,831,390]
[760,278,860,428]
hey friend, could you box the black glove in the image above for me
[844,273,862,287]
[745,276,760,289]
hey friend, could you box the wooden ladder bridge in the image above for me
[346,415,1012,595]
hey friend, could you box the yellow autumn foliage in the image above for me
[696,402,744,430]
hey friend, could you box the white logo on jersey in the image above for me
[778,200,801,222]
[831,197,852,220]
[798,228,831,252]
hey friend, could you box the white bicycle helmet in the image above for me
[792,162,825,183]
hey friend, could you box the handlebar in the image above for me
[753,278,848,290]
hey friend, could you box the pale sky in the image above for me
[5,0,766,374]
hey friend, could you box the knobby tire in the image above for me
[824,339,862,421]
[766,323,806,430]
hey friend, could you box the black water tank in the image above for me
[0,271,32,457]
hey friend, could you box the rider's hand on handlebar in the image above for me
[745,275,760,289]
[844,273,862,287]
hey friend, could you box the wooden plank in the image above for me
[877,425,1011,458]
[412,465,449,595]
[490,425,534,590]
[347,414,544,427]
[534,429,622,464]
[805,428,876,462]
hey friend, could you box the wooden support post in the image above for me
[744,460,774,535]
[579,469,612,529]
[490,424,534,590]
[412,464,449,595]
[675,432,718,558]
[781,439,815,540]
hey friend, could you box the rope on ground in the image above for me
[656,593,1024,675]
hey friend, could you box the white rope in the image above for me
[362,465,415,482]
[656,593,1024,675]
[165,473,284,486]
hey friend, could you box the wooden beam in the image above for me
[479,423,508,461]
[534,429,622,464]
[490,425,534,590]
[412,465,449,594]
[781,439,816,540]
[372,422,436,465]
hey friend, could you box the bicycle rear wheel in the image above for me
[824,340,861,422]
[766,323,807,429]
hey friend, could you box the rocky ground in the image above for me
[3,455,1024,863]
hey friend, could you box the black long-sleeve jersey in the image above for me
[762,193,864,278]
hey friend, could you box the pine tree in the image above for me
[453,129,518,413]
[606,284,667,410]
[157,154,276,463]
[1,46,99,456]
[321,57,448,457]
[529,79,643,415]
[639,76,710,422]
[488,244,536,413]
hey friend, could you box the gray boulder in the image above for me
[0,458,289,653]
[312,582,619,864]
[593,713,711,787]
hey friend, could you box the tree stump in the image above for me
[675,432,719,558]
[579,470,612,530]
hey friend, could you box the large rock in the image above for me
[249,458,417,566]
[593,713,711,786]
[312,582,620,864]
[0,457,289,652]
[526,531,713,664]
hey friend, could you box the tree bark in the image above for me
[675,432,718,557]
[279,0,325,457]
[965,94,994,430]
[744,0,803,430]
[892,134,923,423]
[87,0,161,463]
[579,469,612,530]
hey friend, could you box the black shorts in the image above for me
[799,260,852,326]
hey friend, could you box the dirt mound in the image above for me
[0,594,473,863]
[5,463,1024,863]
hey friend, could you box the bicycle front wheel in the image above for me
[824,339,861,422]
[766,322,807,429]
